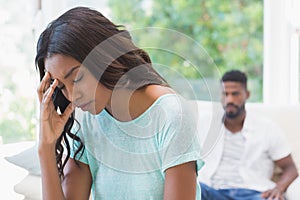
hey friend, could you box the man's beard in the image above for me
[224,103,245,119]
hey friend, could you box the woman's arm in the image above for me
[62,158,92,199]
[38,145,65,200]
[164,161,198,200]
[39,146,92,200]
[37,73,92,199]
[38,120,92,200]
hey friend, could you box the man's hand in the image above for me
[261,186,284,200]
[262,155,299,200]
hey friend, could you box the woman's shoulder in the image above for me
[141,85,179,107]
[142,85,194,114]
[143,84,175,98]
[124,85,182,122]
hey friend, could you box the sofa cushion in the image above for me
[5,144,41,176]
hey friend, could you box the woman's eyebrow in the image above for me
[64,65,80,79]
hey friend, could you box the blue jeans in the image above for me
[200,182,264,200]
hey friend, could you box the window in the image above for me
[0,0,37,144]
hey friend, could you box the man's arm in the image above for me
[274,155,299,192]
[261,154,298,199]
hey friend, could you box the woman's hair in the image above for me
[35,6,168,178]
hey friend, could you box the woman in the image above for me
[36,7,203,200]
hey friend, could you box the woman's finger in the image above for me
[37,72,51,102]
[42,79,59,106]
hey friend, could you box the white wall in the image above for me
[263,0,300,104]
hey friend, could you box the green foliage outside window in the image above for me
[108,0,263,101]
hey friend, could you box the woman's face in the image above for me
[44,54,112,114]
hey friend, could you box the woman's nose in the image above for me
[68,87,83,104]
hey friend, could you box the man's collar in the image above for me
[243,111,255,131]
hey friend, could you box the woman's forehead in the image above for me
[44,54,81,78]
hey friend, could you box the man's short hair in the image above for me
[221,70,247,89]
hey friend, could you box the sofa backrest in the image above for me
[245,103,300,171]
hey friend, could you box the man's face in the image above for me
[221,81,249,119]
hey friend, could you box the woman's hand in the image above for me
[37,72,74,147]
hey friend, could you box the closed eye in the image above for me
[58,85,65,90]
[55,80,65,90]
[73,73,83,83]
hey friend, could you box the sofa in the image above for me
[2,101,300,199]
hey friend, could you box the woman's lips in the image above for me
[78,101,92,111]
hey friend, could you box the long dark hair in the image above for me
[35,7,168,177]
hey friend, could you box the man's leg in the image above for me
[200,182,230,200]
[225,188,264,200]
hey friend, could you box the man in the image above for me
[198,70,298,200]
